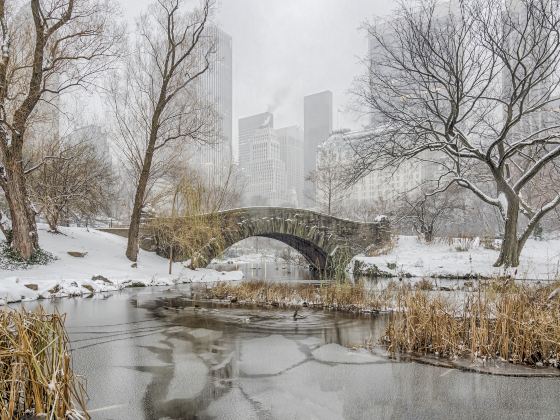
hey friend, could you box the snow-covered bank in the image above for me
[354,236,560,280]
[0,225,243,305]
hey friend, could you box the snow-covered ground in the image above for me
[0,224,243,305]
[354,235,560,280]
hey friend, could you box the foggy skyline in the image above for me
[119,0,393,157]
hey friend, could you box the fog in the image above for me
[118,0,393,156]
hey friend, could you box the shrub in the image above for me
[0,241,57,270]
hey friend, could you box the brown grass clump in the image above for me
[415,278,434,291]
[383,281,560,367]
[202,280,398,312]
[366,235,398,257]
[0,308,88,419]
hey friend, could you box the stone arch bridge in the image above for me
[103,207,390,271]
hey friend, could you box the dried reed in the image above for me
[384,281,560,366]
[201,280,397,312]
[0,308,88,419]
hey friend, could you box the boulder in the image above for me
[92,275,112,284]
[67,251,87,258]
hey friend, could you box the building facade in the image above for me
[191,26,233,180]
[276,125,304,206]
[67,125,111,163]
[238,112,290,206]
[238,112,274,171]
[303,91,333,206]
[317,129,444,209]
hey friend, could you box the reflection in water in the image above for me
[17,278,560,420]
[134,296,388,419]
[209,261,317,282]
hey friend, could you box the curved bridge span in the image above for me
[191,207,389,271]
[101,207,390,271]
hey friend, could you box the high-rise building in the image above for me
[276,125,304,206]
[67,125,110,163]
[304,91,333,206]
[318,128,445,207]
[238,112,274,170]
[191,26,233,180]
[238,112,289,206]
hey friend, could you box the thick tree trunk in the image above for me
[494,197,520,268]
[423,228,433,243]
[126,145,155,262]
[4,153,38,259]
[45,212,59,233]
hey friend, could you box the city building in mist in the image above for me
[304,90,333,206]
[67,125,111,163]
[238,112,292,206]
[276,125,304,206]
[191,26,233,180]
[238,112,274,170]
[317,129,444,209]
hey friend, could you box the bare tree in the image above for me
[0,0,120,258]
[157,163,244,215]
[353,0,560,267]
[26,133,114,232]
[340,197,393,223]
[306,147,348,215]
[109,0,216,262]
[399,186,465,242]
[192,164,245,212]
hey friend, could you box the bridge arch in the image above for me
[192,207,390,271]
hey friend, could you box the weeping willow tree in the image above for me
[149,165,241,272]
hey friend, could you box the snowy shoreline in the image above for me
[0,225,243,305]
[353,235,560,281]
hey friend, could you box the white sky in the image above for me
[118,0,394,154]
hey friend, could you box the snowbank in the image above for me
[354,235,560,280]
[0,225,243,305]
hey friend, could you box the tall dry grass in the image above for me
[0,308,88,419]
[201,280,397,312]
[384,282,560,366]
[202,279,560,367]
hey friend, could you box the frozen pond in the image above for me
[17,283,560,420]
[209,261,317,282]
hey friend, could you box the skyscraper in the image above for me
[276,125,304,206]
[238,112,274,170]
[238,112,289,206]
[304,91,333,206]
[191,26,233,180]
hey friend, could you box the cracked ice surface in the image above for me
[166,339,209,401]
[202,388,259,420]
[312,343,385,364]
[240,334,307,376]
[239,363,345,420]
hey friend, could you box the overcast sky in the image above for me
[119,0,394,153]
